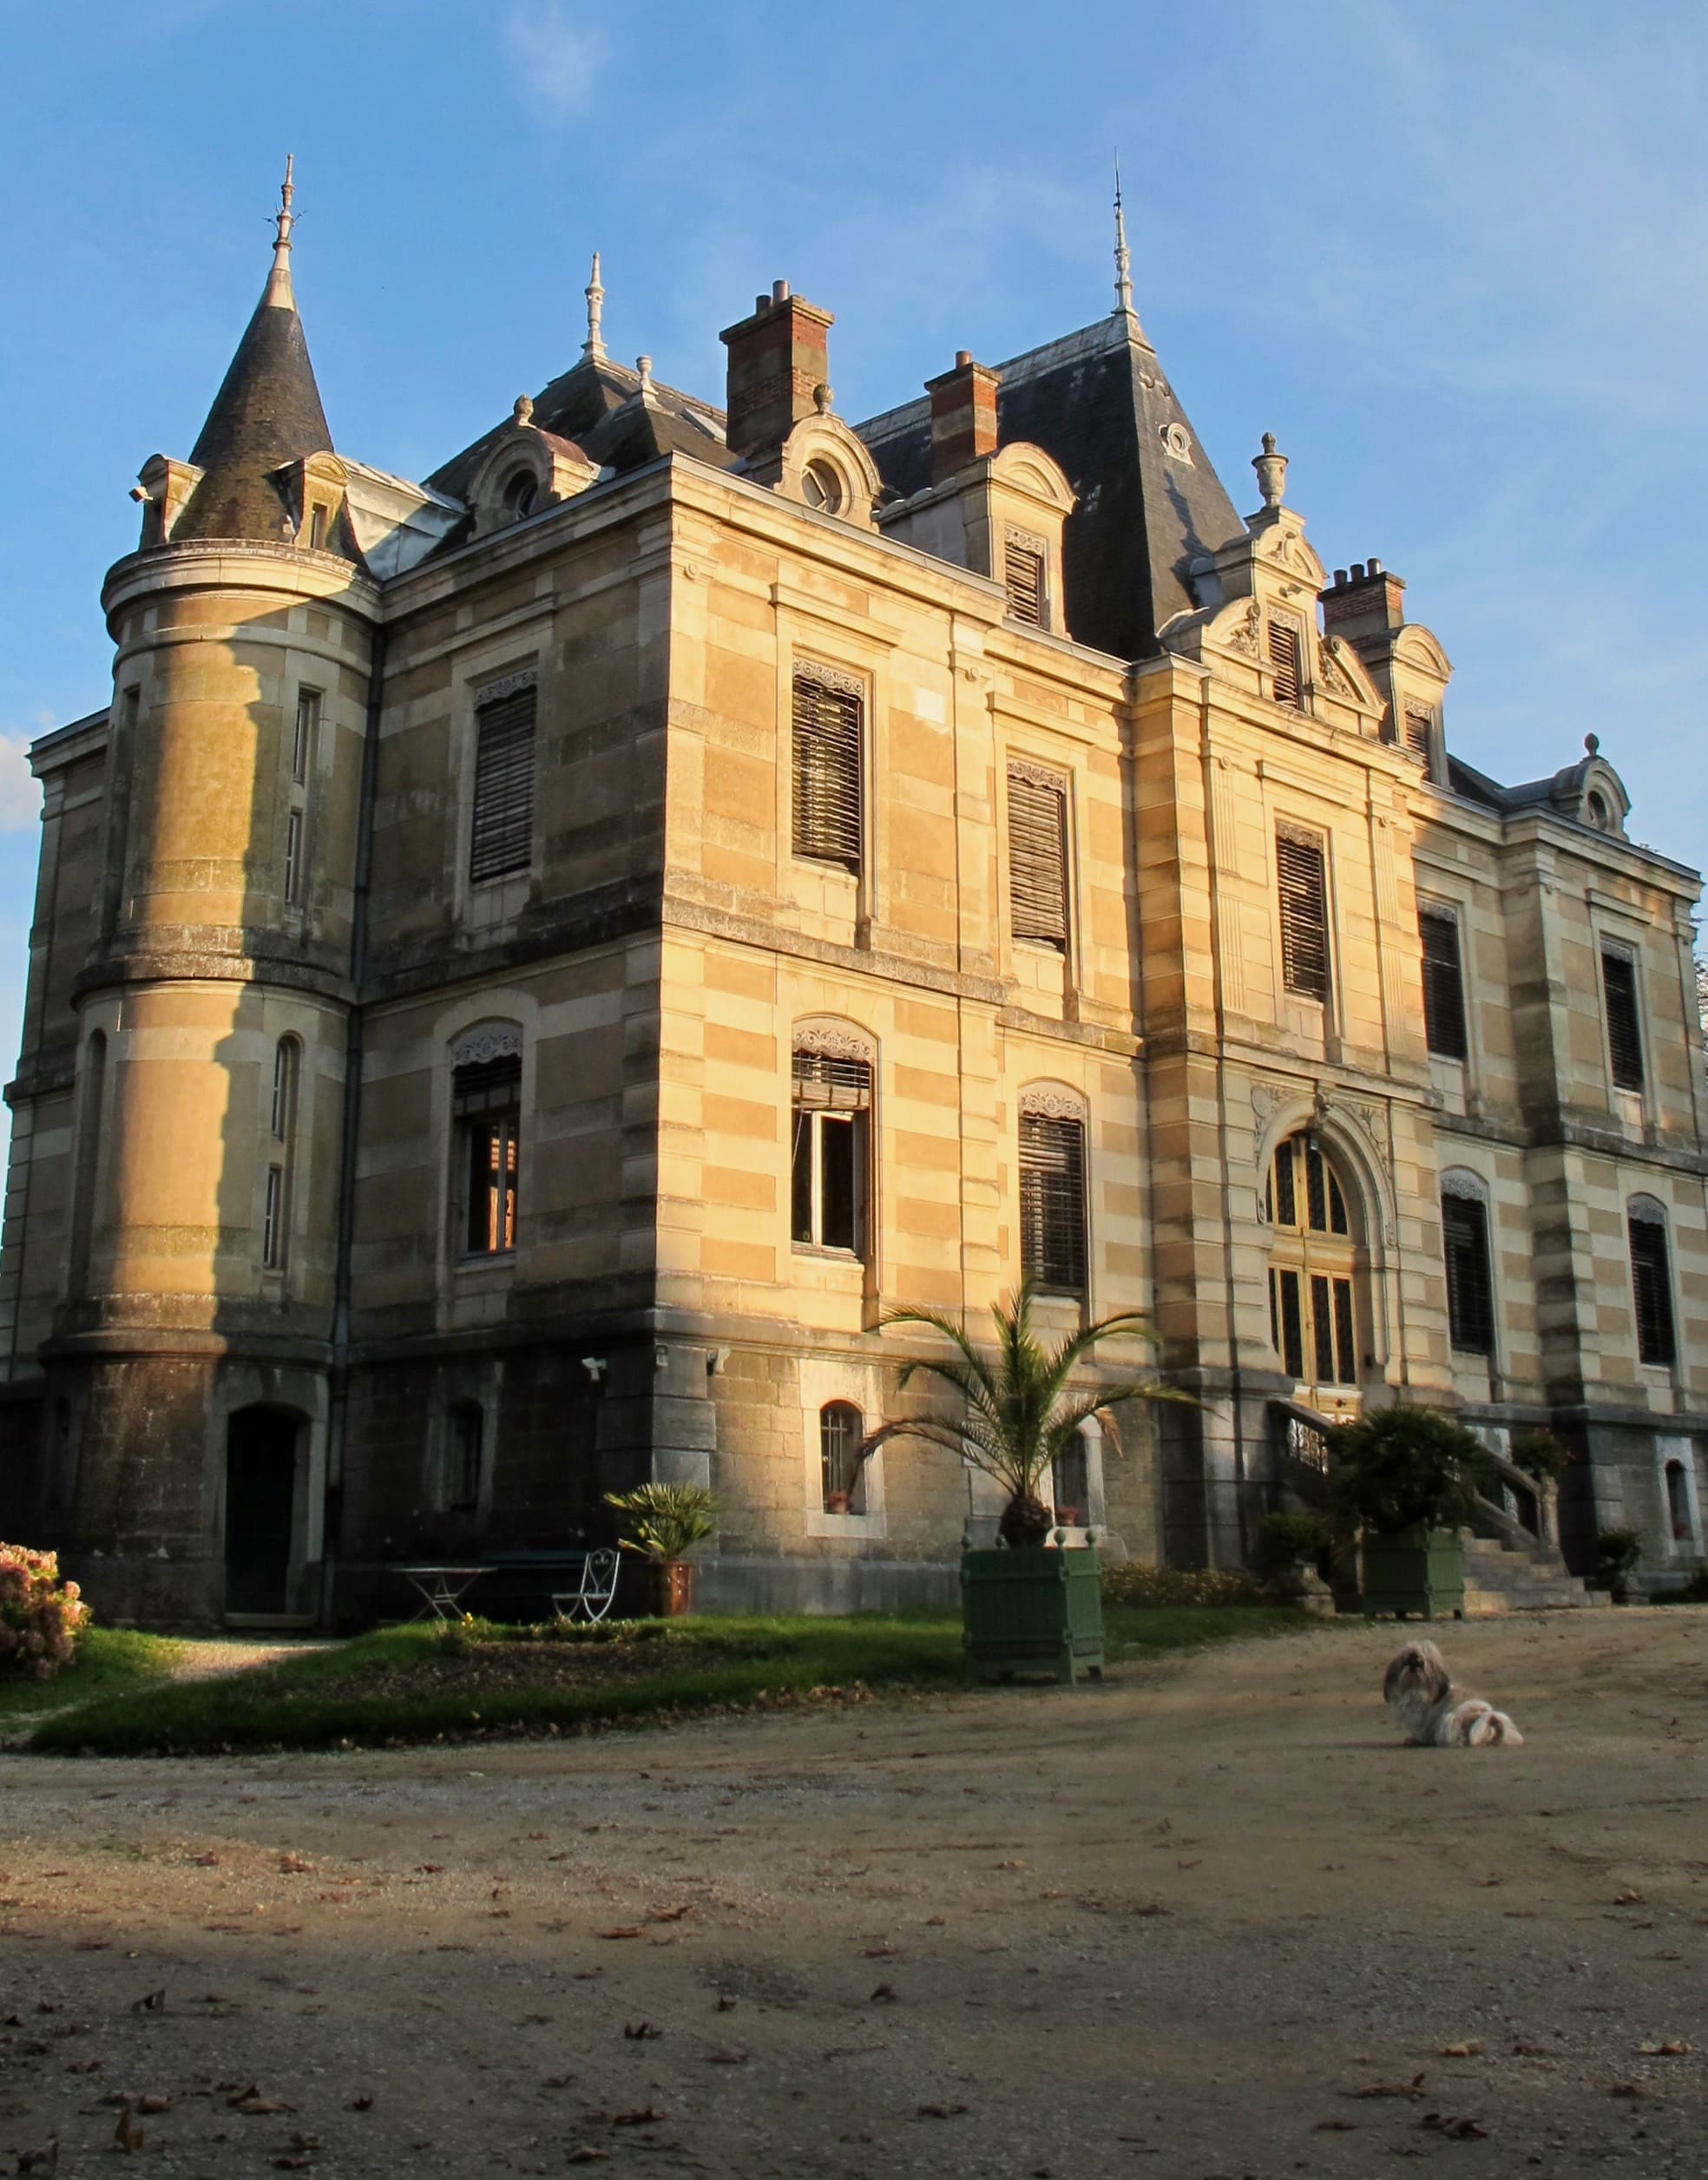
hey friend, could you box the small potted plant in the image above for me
[1327,1404,1494,1620]
[857,1285,1185,1684]
[1594,1526,1644,1604]
[602,1483,720,1618]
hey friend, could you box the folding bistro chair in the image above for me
[551,1547,621,1624]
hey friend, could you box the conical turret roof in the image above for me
[174,164,334,544]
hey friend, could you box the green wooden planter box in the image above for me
[1361,1526,1465,1620]
[960,1544,1105,1684]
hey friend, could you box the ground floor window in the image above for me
[1269,1265,1356,1388]
[819,1401,865,1513]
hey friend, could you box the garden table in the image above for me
[394,1565,487,1623]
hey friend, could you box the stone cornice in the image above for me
[101,539,380,626]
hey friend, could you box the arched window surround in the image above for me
[1254,1103,1391,1403]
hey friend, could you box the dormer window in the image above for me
[800,459,845,515]
[1403,703,1435,765]
[1004,529,1048,628]
[1586,790,1611,831]
[503,470,538,519]
[307,503,328,550]
[1268,619,1305,710]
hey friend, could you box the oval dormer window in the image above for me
[1585,790,1610,831]
[800,459,844,515]
[503,470,539,519]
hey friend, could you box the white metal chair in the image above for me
[551,1547,621,1624]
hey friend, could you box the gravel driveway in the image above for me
[0,1610,1703,2177]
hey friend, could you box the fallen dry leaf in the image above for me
[192,1853,220,1868]
[1419,2114,1488,2139]
[1613,1889,1646,1906]
[995,1859,1028,1872]
[228,2085,291,2116]
[1312,2118,1357,2132]
[1441,2042,1482,2058]
[647,1903,692,1922]
[622,2021,660,2041]
[133,2096,170,2116]
[916,2103,969,2118]
[870,1983,897,2004]
[130,1990,166,2013]
[346,2096,373,2111]
[566,2152,611,2166]
[714,1994,738,2013]
[705,2046,749,2065]
[1636,2039,1690,2057]
[598,1927,645,1940]
[1607,2083,1642,2098]
[113,2106,145,2153]
[1345,2073,1426,2100]
[863,1944,903,1958]
[279,1855,313,1875]
[610,2108,666,2126]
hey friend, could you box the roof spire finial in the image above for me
[1113,154,1134,319]
[264,154,297,309]
[584,251,606,360]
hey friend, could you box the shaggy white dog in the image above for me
[1383,1639,1524,1747]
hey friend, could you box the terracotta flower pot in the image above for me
[824,1492,852,1515]
[651,1559,693,1618]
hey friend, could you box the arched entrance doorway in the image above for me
[1265,1130,1367,1411]
[225,1407,301,1617]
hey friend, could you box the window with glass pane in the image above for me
[819,1402,865,1512]
[1420,908,1468,1060]
[292,688,319,786]
[1020,1110,1087,1292]
[1628,1208,1676,1365]
[1266,1133,1357,1388]
[456,1053,522,1256]
[792,1049,870,1256]
[1051,1434,1090,1525]
[1442,1192,1494,1354]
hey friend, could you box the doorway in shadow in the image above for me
[225,1407,300,1615]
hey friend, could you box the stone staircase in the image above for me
[1461,1533,1608,1614]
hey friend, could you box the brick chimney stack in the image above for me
[925,351,1001,482]
[1320,557,1406,639]
[719,280,834,460]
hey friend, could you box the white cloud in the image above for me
[0,737,40,834]
[504,3,608,124]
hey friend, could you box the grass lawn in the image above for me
[0,1626,186,1730]
[25,1603,1316,1757]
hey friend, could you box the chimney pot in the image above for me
[1333,568,1347,588]
[1350,561,1366,581]
[1368,555,1383,575]
[772,279,790,304]
[956,349,971,368]
[755,293,768,314]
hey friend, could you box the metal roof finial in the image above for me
[584,251,606,360]
[263,154,297,306]
[1113,154,1134,318]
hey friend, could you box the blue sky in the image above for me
[1,1,1705,1067]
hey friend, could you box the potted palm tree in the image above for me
[603,1483,720,1618]
[1327,1404,1494,1619]
[857,1286,1179,1684]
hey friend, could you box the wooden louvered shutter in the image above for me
[792,669,864,870]
[1628,1211,1676,1365]
[1404,704,1435,763]
[1268,621,1304,709]
[1420,909,1468,1060]
[470,683,537,883]
[1276,830,1330,1002]
[1019,1111,1087,1292]
[1008,767,1068,948]
[1005,541,1045,628]
[1602,951,1645,1090]
[1442,1193,1494,1354]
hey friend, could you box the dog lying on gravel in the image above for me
[1383,1638,1524,1746]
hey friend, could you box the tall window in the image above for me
[1628,1201,1676,1367]
[791,665,864,872]
[1420,907,1468,1060]
[1008,765,1068,949]
[820,1402,865,1513]
[1019,1105,1087,1294]
[448,1402,484,1514]
[1403,703,1435,765]
[457,1052,522,1256]
[1442,1188,1494,1356]
[292,688,319,787]
[1268,619,1304,709]
[1277,828,1331,1003]
[1051,1432,1090,1525]
[1266,1133,1357,1389]
[262,1038,299,1272]
[792,1047,870,1256]
[283,810,305,907]
[1665,1459,1692,1543]
[69,1030,107,1294]
[1004,531,1046,628]
[470,679,537,883]
[1601,949,1645,1092]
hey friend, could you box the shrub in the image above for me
[1594,1527,1644,1579]
[0,1544,90,1682]
[1327,1404,1494,1537]
[1255,1510,1334,1572]
[1101,1560,1267,1609]
[1509,1428,1571,1485]
[602,1483,720,1563]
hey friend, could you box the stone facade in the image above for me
[2,194,1703,1623]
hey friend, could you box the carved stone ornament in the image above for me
[1317,638,1356,697]
[1019,1083,1087,1120]
[475,667,537,708]
[1008,756,1068,793]
[796,659,864,699]
[792,1020,876,1064]
[1226,599,1262,657]
[452,1021,523,1067]
[1004,523,1048,556]
[1440,1166,1490,1206]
